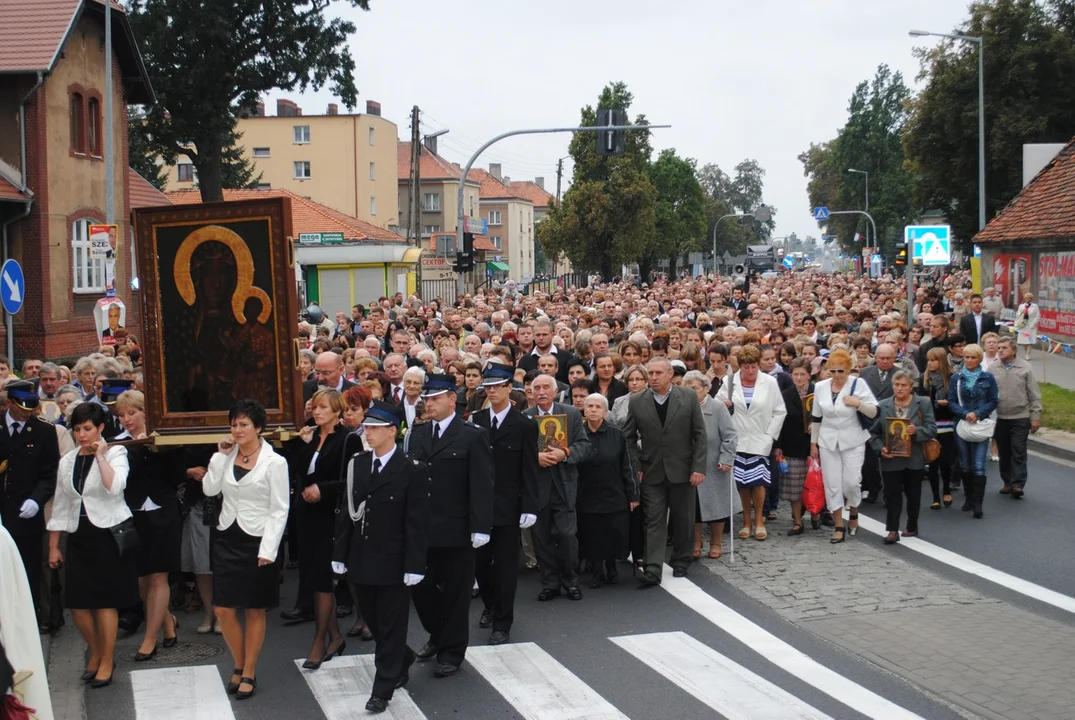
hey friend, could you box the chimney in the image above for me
[535,177,545,190]
[277,99,300,117]
[489,163,502,181]
[255,102,265,117]
[503,176,511,185]
[327,103,338,115]
[366,100,381,116]
[424,136,439,156]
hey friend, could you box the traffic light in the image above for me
[454,232,475,273]
[895,242,907,266]
[595,108,626,156]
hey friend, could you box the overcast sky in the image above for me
[263,0,973,240]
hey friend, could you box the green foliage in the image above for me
[800,64,917,260]
[537,82,657,280]
[697,160,776,259]
[219,124,263,190]
[647,149,707,278]
[904,0,1075,248]
[128,0,369,202]
[127,106,166,190]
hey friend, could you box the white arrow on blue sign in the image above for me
[782,256,795,268]
[813,207,830,221]
[0,259,24,315]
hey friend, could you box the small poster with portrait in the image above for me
[536,414,568,453]
[884,417,912,458]
[802,393,814,434]
[94,298,126,346]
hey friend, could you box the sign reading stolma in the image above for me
[906,225,951,266]
[1038,252,1075,335]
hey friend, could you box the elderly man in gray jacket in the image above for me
[622,358,708,587]
[991,337,1042,498]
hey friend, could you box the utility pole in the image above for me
[556,158,563,203]
[408,106,420,247]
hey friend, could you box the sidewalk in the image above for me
[701,508,1075,720]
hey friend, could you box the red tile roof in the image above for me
[128,168,170,209]
[429,232,498,253]
[508,180,554,209]
[397,142,480,184]
[0,174,28,202]
[975,138,1075,244]
[469,169,533,202]
[165,188,406,243]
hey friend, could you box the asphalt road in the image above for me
[76,562,960,720]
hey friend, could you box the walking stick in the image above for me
[728,470,734,564]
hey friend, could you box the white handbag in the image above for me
[955,380,995,442]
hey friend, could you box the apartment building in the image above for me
[163,99,398,229]
[469,165,536,282]
[396,140,481,247]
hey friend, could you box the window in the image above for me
[72,218,106,293]
[423,225,440,235]
[294,161,311,179]
[370,196,377,216]
[369,162,376,180]
[491,236,502,250]
[252,147,271,158]
[293,125,310,144]
[70,92,84,153]
[87,97,101,156]
[256,183,272,190]
[177,163,195,182]
[368,127,375,145]
[422,193,440,211]
[488,210,502,225]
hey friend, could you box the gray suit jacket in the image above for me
[524,402,592,509]
[859,365,894,401]
[622,386,708,486]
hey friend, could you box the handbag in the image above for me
[955,380,996,442]
[802,458,825,515]
[109,516,141,557]
[915,406,942,463]
[849,378,873,430]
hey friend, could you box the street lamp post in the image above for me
[909,29,986,232]
[710,205,770,275]
[847,168,869,243]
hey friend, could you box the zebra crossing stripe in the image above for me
[131,665,234,720]
[659,565,926,720]
[612,631,834,720]
[296,655,426,719]
[466,642,629,719]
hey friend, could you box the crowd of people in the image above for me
[0,266,1046,715]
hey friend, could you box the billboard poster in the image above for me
[89,223,120,296]
[1037,252,1075,336]
[991,253,1031,322]
[94,297,126,346]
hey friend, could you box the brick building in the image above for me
[0,0,155,362]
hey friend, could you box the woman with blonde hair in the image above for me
[810,348,878,543]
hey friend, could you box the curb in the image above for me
[1028,434,1075,463]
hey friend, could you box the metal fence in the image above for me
[524,273,590,295]
[421,279,457,306]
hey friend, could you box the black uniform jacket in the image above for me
[470,406,539,526]
[406,415,494,548]
[0,416,59,536]
[287,424,347,519]
[333,449,430,586]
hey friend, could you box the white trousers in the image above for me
[819,444,865,512]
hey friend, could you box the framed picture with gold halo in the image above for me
[134,198,302,434]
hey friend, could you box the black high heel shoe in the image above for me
[134,644,158,662]
[81,669,98,682]
[163,614,179,648]
[90,674,113,689]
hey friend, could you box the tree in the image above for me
[904,0,1075,248]
[127,107,165,190]
[801,64,917,260]
[646,149,707,279]
[128,0,370,202]
[697,160,775,263]
[537,82,657,280]
[218,124,263,190]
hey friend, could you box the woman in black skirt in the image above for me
[199,400,289,700]
[287,388,347,669]
[576,394,638,588]
[115,390,183,660]
[47,402,138,689]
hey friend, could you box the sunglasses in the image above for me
[830,369,848,374]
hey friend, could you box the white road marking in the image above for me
[131,665,234,720]
[856,514,1075,615]
[612,631,834,720]
[466,642,628,719]
[660,565,925,720]
[296,655,426,719]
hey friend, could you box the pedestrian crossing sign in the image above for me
[905,225,951,266]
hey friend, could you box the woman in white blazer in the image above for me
[47,402,138,689]
[809,349,879,544]
[717,346,786,541]
[199,400,289,701]
[1014,292,1040,359]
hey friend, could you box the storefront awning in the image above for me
[488,261,510,272]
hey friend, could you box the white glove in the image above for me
[331,561,347,575]
[519,513,537,529]
[18,499,39,519]
[471,532,490,549]
[403,573,424,586]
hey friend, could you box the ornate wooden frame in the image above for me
[134,198,301,434]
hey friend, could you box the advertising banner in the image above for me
[1037,252,1075,336]
[89,223,120,296]
[991,253,1031,322]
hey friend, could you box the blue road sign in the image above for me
[813,207,830,221]
[0,259,24,315]
[782,256,795,268]
[906,225,952,266]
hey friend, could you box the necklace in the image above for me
[239,443,261,463]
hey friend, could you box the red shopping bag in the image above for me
[803,458,825,516]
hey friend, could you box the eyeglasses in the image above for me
[830,369,847,374]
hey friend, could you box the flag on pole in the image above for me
[853,232,862,243]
